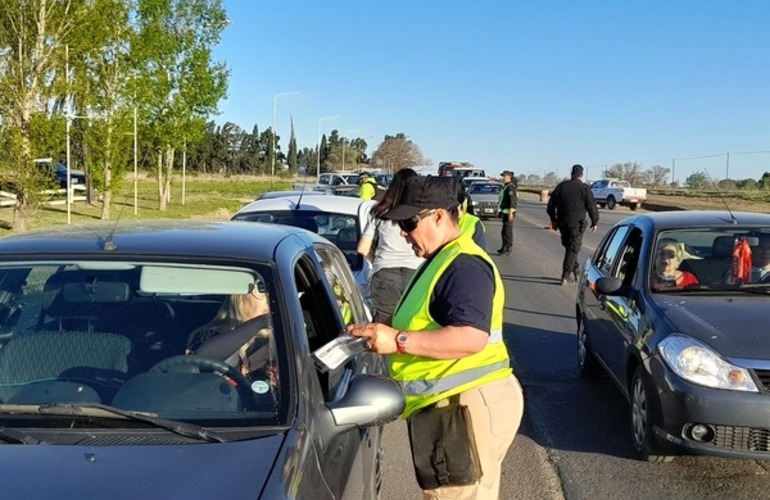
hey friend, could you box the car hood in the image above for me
[0,433,285,499]
[653,294,770,359]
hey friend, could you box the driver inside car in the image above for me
[752,234,770,282]
[186,280,274,379]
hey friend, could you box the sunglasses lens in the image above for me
[660,250,676,259]
[398,218,418,232]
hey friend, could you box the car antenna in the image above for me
[704,170,738,224]
[294,166,311,210]
[102,203,126,251]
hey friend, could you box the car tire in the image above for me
[598,203,606,209]
[629,203,639,211]
[606,196,616,210]
[630,366,673,462]
[577,319,603,378]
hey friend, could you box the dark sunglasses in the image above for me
[658,249,677,259]
[397,210,436,233]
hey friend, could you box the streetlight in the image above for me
[316,115,341,181]
[271,91,303,188]
[340,129,360,172]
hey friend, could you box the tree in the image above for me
[647,165,672,187]
[287,117,297,175]
[604,162,644,185]
[0,0,118,230]
[371,133,426,172]
[685,171,709,190]
[133,0,229,210]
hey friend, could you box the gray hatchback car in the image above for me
[0,220,403,499]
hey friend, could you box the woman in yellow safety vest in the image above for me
[347,175,523,500]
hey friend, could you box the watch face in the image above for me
[397,333,408,343]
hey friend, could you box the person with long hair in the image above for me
[357,168,424,325]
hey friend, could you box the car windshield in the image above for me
[0,261,287,428]
[650,228,770,292]
[232,210,363,271]
[470,183,502,194]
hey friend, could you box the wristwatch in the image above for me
[396,332,409,354]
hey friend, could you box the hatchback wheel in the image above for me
[577,320,602,378]
[630,367,673,462]
[606,196,616,210]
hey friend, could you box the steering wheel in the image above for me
[150,355,258,409]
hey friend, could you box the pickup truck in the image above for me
[589,179,647,210]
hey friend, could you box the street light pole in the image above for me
[316,115,341,181]
[271,91,303,189]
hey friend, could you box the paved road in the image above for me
[381,194,770,500]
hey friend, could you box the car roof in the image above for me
[258,190,332,200]
[0,220,323,261]
[236,194,374,216]
[620,211,770,231]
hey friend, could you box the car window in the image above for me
[613,228,643,284]
[470,183,501,194]
[595,226,631,275]
[233,210,364,271]
[293,254,348,400]
[0,261,286,428]
[318,175,329,185]
[314,244,368,326]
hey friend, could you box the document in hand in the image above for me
[312,334,370,372]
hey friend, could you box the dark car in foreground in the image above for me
[577,211,770,462]
[0,220,403,499]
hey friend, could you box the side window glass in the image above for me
[319,175,329,185]
[314,244,367,326]
[294,255,345,399]
[332,176,343,186]
[614,228,643,284]
[596,226,631,275]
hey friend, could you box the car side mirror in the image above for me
[595,276,627,296]
[326,374,404,427]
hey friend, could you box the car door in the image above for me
[310,243,382,499]
[585,225,631,383]
[601,227,644,383]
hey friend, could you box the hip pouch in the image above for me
[406,395,483,490]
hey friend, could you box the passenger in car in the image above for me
[186,280,273,376]
[752,234,770,282]
[652,238,699,289]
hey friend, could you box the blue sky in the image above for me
[213,0,770,182]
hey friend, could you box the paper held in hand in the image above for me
[313,335,370,372]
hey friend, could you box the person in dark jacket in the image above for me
[497,170,518,255]
[546,164,599,285]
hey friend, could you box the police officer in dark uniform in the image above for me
[497,170,518,255]
[546,164,599,285]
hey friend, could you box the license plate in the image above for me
[484,208,494,213]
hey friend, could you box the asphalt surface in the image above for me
[380,193,770,500]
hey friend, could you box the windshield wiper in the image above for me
[0,403,225,443]
[0,426,42,444]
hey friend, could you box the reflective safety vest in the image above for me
[458,213,484,240]
[359,178,377,200]
[498,182,515,214]
[390,235,511,418]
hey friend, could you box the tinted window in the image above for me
[470,183,502,194]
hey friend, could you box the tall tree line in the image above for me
[0,0,228,229]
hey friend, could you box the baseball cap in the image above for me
[500,170,514,177]
[382,176,460,221]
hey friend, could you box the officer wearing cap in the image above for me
[546,164,599,284]
[358,171,378,200]
[347,175,523,499]
[497,170,518,255]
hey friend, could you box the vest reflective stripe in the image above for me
[390,235,510,418]
[400,359,511,396]
[458,213,482,239]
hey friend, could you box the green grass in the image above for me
[0,176,294,236]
